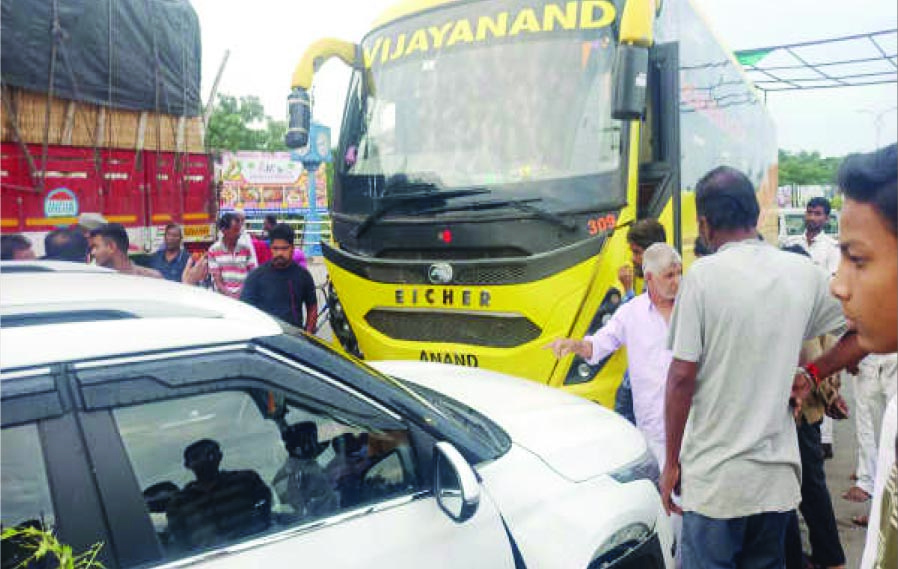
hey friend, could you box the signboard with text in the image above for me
[218,151,328,214]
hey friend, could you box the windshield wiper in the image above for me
[353,184,489,238]
[417,198,577,232]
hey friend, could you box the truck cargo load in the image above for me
[1,0,215,254]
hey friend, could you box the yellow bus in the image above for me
[286,0,778,407]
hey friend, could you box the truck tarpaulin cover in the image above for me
[1,0,202,117]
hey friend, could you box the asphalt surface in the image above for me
[306,258,875,565]
[826,374,874,567]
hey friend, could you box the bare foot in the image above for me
[842,486,871,502]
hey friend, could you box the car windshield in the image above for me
[336,0,623,214]
[391,377,512,454]
[270,326,512,459]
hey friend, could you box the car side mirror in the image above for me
[434,441,480,523]
[611,44,649,120]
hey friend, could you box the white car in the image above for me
[0,263,673,569]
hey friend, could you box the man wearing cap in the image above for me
[77,212,108,238]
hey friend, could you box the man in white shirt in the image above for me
[545,242,681,467]
[546,243,686,559]
[783,197,841,458]
[781,197,840,274]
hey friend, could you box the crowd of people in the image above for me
[2,144,896,568]
[547,144,897,569]
[0,211,319,334]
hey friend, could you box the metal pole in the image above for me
[203,50,231,128]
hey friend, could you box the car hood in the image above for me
[370,361,646,482]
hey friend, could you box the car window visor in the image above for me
[352,185,490,238]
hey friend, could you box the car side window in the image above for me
[112,387,419,562]
[1,424,55,531]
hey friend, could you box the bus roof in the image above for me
[372,0,464,29]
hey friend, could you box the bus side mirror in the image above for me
[611,44,649,121]
[286,87,311,148]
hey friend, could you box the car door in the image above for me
[0,365,115,568]
[73,343,515,569]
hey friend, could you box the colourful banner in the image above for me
[218,151,328,213]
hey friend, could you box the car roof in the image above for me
[1,267,282,369]
[0,260,113,273]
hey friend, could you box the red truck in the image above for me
[1,0,216,255]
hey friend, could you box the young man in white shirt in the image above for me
[783,197,841,458]
[827,144,898,568]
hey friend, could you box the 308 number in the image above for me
[587,214,617,236]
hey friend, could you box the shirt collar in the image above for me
[807,232,834,246]
[717,237,767,253]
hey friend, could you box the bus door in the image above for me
[637,42,682,252]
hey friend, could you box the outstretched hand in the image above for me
[543,338,577,359]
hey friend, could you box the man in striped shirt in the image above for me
[208,213,256,299]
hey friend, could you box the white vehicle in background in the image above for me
[777,207,840,246]
[0,263,673,569]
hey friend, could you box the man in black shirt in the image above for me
[241,223,318,333]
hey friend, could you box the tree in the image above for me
[778,150,842,186]
[205,94,288,152]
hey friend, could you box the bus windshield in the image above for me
[337,0,623,214]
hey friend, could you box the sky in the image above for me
[191,0,897,157]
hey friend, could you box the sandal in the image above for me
[842,486,872,502]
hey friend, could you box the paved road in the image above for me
[826,374,874,567]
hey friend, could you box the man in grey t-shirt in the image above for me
[661,167,864,567]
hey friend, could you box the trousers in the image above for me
[784,419,845,567]
[681,511,791,569]
[852,354,898,494]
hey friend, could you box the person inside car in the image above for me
[166,439,272,552]
[272,422,339,520]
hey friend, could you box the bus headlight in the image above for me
[327,282,363,358]
[564,287,622,386]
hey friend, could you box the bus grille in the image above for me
[364,310,542,348]
[365,264,527,285]
[453,265,526,285]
